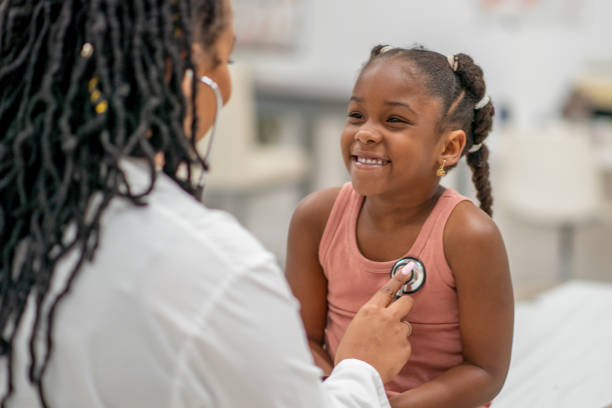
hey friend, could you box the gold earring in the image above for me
[436,160,446,177]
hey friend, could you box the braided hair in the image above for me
[0,0,226,406]
[362,45,495,216]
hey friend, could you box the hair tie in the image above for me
[474,95,490,110]
[468,143,483,153]
[447,54,458,71]
[380,45,394,54]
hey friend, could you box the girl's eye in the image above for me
[388,116,406,124]
[348,112,363,120]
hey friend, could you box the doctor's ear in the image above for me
[438,129,466,167]
[191,42,219,73]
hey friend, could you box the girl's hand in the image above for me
[334,267,415,384]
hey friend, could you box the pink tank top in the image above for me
[319,183,469,395]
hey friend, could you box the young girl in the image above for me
[285,45,514,408]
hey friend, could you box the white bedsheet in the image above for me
[495,280,612,407]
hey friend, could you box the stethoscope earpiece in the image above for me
[390,256,426,296]
[195,75,223,198]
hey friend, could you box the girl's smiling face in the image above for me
[341,58,445,198]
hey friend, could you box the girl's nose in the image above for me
[355,128,382,144]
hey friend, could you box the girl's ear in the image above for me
[439,129,466,167]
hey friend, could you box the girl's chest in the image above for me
[326,259,458,324]
[356,218,423,262]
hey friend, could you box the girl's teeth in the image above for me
[358,157,383,165]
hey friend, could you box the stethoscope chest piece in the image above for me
[389,256,426,295]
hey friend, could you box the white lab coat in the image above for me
[1,160,389,408]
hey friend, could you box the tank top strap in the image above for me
[409,188,471,258]
[319,182,360,265]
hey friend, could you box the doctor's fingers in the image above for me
[368,270,413,307]
[387,294,414,320]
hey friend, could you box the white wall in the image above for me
[238,0,612,126]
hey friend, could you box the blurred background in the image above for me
[199,0,612,300]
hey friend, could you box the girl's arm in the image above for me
[389,201,514,408]
[285,187,341,378]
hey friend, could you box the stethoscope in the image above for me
[389,256,426,297]
[194,75,223,198]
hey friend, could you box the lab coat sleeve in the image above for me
[170,254,390,408]
[323,359,391,408]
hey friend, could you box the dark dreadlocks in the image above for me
[0,0,226,406]
[362,45,496,216]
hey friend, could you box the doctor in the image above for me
[0,0,414,407]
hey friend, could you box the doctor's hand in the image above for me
[334,265,414,384]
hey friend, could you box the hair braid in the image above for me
[454,54,495,216]
[0,1,226,406]
[466,145,493,216]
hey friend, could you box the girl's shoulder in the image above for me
[443,199,506,269]
[445,200,502,245]
[290,186,343,239]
